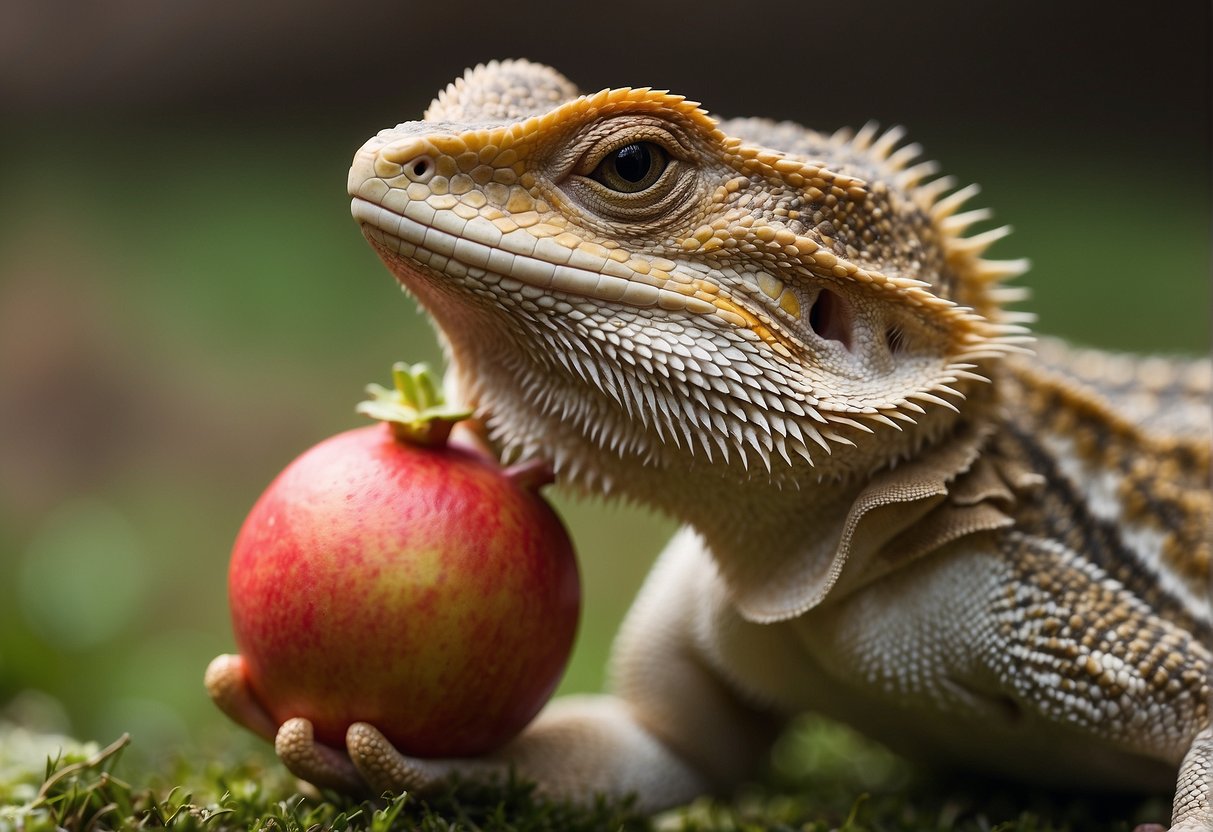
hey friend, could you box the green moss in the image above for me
[0,724,646,832]
[0,720,1169,832]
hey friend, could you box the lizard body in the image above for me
[206,60,1212,830]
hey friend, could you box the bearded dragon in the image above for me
[205,60,1212,831]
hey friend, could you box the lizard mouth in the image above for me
[351,196,734,316]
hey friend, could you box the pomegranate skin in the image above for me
[228,423,580,758]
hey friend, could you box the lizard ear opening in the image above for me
[885,326,907,355]
[807,288,853,351]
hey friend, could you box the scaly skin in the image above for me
[206,60,1212,830]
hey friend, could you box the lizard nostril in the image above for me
[406,156,435,182]
[808,288,853,351]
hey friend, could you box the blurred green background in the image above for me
[0,0,1208,770]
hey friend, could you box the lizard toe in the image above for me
[203,654,278,741]
[275,717,365,794]
[347,722,438,795]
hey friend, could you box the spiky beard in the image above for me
[418,279,976,505]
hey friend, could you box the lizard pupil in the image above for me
[613,144,652,183]
[592,141,667,194]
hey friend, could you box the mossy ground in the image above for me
[0,718,1169,832]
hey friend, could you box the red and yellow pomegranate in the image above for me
[226,364,580,757]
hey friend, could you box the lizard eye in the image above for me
[591,142,667,193]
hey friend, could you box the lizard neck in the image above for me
[426,277,1008,621]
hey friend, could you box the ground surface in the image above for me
[0,719,1171,831]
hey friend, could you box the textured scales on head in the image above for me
[348,59,1032,497]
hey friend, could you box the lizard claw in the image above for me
[204,654,278,741]
[347,722,444,795]
[276,717,367,794]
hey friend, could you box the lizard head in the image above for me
[348,60,1030,496]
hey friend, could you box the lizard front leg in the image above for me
[333,694,705,808]
[211,528,778,812]
[793,530,1210,832]
[207,651,697,804]
[1168,725,1212,831]
[987,533,1211,832]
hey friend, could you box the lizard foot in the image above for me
[204,654,277,741]
[206,655,366,794]
[346,722,448,795]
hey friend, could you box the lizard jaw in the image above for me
[352,196,747,320]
